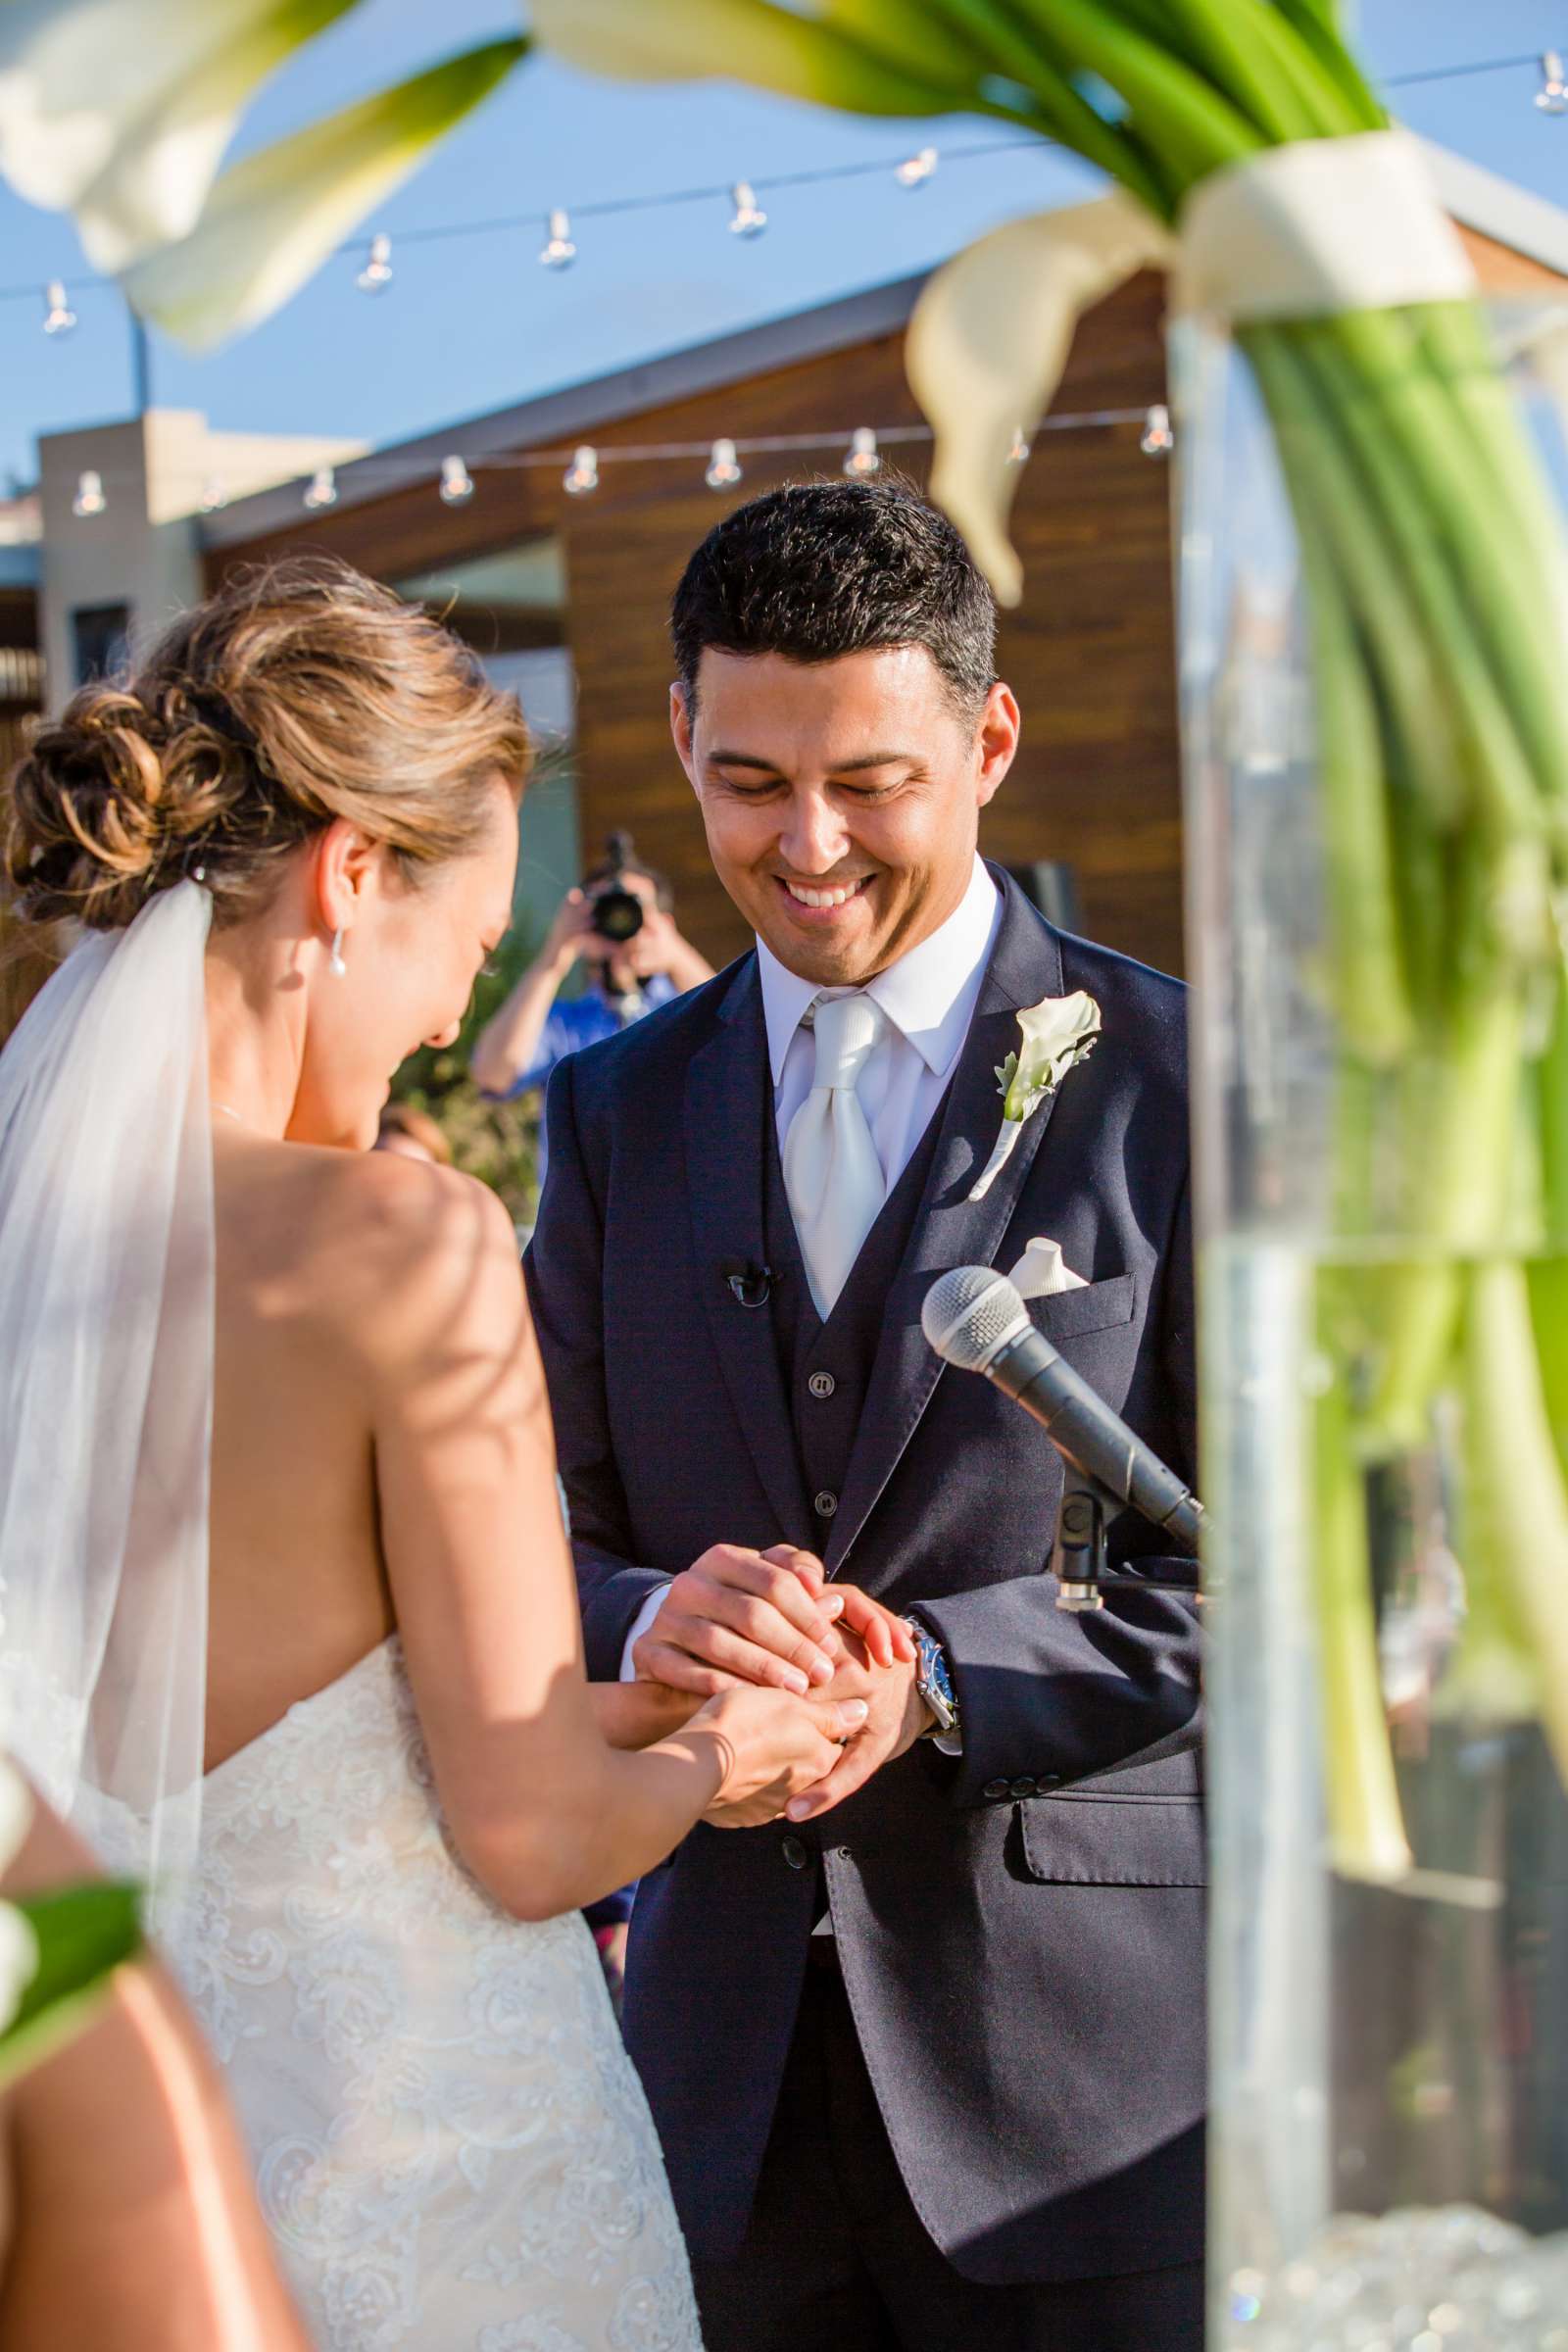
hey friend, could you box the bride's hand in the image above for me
[695,1689,868,1829]
[755,1550,915,1675]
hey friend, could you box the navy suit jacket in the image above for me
[525,872,1204,2285]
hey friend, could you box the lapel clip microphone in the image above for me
[720,1260,775,1309]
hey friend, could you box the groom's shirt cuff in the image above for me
[619,1589,666,1682]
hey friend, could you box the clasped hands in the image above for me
[634,1544,932,1826]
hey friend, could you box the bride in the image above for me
[0,559,885,2350]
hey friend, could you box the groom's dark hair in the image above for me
[670,474,997,722]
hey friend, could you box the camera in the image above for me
[589,882,645,944]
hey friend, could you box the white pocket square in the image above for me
[1007,1236,1088,1300]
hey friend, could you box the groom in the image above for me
[526,479,1204,2350]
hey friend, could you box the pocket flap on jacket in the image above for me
[1032,1272,1136,1343]
[1018,1793,1206,1886]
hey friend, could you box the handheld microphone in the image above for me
[921,1265,1202,1556]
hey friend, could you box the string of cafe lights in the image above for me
[63,405,1178,519]
[6,136,1036,318]
[12,38,1568,332]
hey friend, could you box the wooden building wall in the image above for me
[206,269,1183,976]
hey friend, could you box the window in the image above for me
[72,603,130,686]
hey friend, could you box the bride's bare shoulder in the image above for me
[220,1141,525,1364]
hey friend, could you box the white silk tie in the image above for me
[782,992,888,1319]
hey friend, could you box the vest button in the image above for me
[781,1836,808,1871]
[813,1490,838,1518]
[808,1370,836,1399]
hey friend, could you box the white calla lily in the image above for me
[0,1763,37,2036]
[906,195,1173,606]
[969,990,1102,1202]
[530,0,960,117]
[0,0,364,270]
[122,35,525,350]
[0,1903,36,2036]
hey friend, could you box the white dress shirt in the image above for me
[619,856,1004,1683]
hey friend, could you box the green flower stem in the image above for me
[919,0,1179,216]
[1528,1257,1568,1488]
[1138,0,1349,142]
[0,1881,141,2095]
[1311,1325,1413,1882]
[1416,302,1568,658]
[1290,488,1413,1062]
[1311,311,1568,802]
[1243,330,1463,834]
[1457,1259,1568,1778]
[1362,987,1524,1450]
[1271,326,1548,850]
[1005,0,1263,184]
[1542,954,1568,1245]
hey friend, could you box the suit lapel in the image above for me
[825,880,1065,1575]
[686,959,813,1541]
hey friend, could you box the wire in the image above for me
[41,406,1160,504]
[2,41,1561,310]
[1384,51,1544,91]
[0,135,1049,305]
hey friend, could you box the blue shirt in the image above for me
[496,973,679,1189]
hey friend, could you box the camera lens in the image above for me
[590,885,645,944]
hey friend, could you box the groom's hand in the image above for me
[782,1632,932,1823]
[632,1544,846,1696]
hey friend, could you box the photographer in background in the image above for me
[470,831,713,1161]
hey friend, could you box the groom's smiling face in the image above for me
[672,645,1019,989]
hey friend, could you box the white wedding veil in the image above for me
[0,879,214,1952]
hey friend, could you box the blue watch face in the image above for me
[914,1628,954,1714]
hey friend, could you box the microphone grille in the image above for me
[921,1265,1031,1372]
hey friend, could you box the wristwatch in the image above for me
[904,1617,959,1745]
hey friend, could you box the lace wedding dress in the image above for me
[178,1638,703,2352]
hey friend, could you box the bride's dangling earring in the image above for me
[329,927,348,978]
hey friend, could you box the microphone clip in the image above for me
[720,1259,775,1309]
[1052,1474,1115,1612]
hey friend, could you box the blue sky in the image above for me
[1,1,1565,490]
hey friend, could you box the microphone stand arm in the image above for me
[1049,1472,1208,1613]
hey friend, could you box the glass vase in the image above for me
[1173,304,1568,2351]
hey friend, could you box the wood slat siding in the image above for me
[206,270,1183,976]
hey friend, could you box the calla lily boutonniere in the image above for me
[968,992,1102,1203]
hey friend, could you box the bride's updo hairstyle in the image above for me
[5,555,530,932]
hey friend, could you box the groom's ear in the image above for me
[975,680,1021,808]
[669,682,698,788]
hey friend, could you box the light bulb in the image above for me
[356,232,393,292]
[439,455,474,506]
[1140,403,1174,458]
[563,445,599,496]
[42,279,76,336]
[1538,51,1568,114]
[843,427,881,479]
[72,469,105,518]
[303,466,338,510]
[705,438,742,490]
[540,209,576,269]
[1006,426,1031,466]
[895,147,939,188]
[200,478,227,514]
[728,181,767,237]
